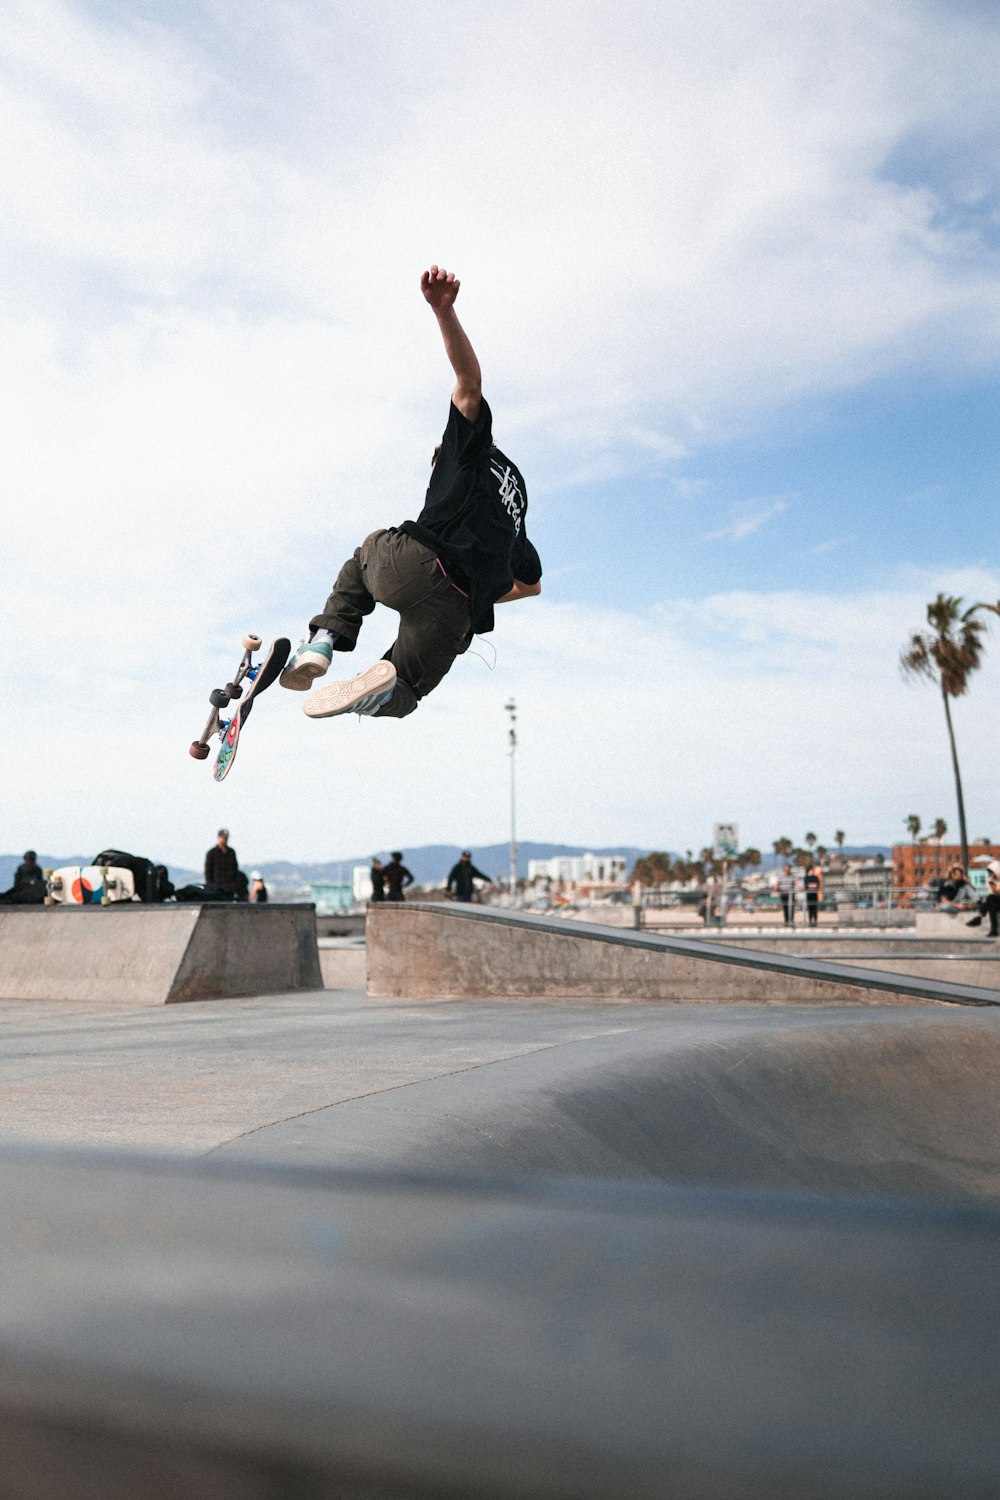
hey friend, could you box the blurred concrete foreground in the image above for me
[0,900,998,1499]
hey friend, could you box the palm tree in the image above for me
[834,830,845,851]
[906,813,921,844]
[901,594,986,870]
[630,852,673,886]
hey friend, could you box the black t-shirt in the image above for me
[383,861,413,895]
[401,398,541,634]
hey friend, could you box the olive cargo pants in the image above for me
[309,529,472,718]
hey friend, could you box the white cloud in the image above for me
[705,499,791,543]
[1,1,999,863]
[2,569,997,868]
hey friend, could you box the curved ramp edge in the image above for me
[219,1006,1000,1202]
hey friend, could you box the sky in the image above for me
[2,0,999,872]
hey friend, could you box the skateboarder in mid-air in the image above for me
[280,266,543,719]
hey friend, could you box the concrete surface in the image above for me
[675,930,1000,987]
[2,1148,998,1500]
[2,915,1000,1497]
[917,911,989,937]
[367,902,1000,1006]
[317,937,366,989]
[0,905,322,1004]
[1,991,998,1202]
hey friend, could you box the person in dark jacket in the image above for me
[446,851,493,903]
[204,829,241,899]
[383,852,414,902]
[279,267,542,720]
[0,850,46,904]
[15,851,44,893]
[369,859,386,902]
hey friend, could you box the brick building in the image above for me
[893,841,1000,894]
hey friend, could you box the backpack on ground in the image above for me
[91,850,174,903]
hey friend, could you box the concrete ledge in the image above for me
[0,905,322,1004]
[367,903,1000,1006]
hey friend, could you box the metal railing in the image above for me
[629,881,991,930]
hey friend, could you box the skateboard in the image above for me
[45,865,136,905]
[189,635,291,782]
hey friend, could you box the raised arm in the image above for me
[421,265,482,423]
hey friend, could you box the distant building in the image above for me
[893,841,1000,894]
[527,853,628,885]
[840,861,893,901]
[309,880,354,914]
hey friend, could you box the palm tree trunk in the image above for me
[942,685,970,870]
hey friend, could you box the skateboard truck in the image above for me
[190,634,262,760]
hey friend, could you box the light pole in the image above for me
[505,698,518,905]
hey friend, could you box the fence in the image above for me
[630,883,988,930]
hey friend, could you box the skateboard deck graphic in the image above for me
[189,635,290,782]
[212,638,290,782]
[46,865,135,905]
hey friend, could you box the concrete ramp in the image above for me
[221,1005,1000,1202]
[367,902,1000,1006]
[0,905,322,1004]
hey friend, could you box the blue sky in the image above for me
[1,0,998,870]
[562,374,1000,610]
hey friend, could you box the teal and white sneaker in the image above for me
[280,638,333,691]
[303,660,397,719]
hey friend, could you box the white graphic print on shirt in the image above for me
[490,458,523,534]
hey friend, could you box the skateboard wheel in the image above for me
[225,681,243,700]
[209,688,229,708]
[189,741,210,760]
[243,633,263,651]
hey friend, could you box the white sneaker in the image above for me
[280,639,333,691]
[303,660,397,719]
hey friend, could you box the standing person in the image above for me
[204,829,241,900]
[776,863,796,926]
[383,852,414,902]
[446,851,493,903]
[279,266,543,720]
[369,858,386,903]
[804,864,823,927]
[249,870,269,903]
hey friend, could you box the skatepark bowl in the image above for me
[0,900,998,1498]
